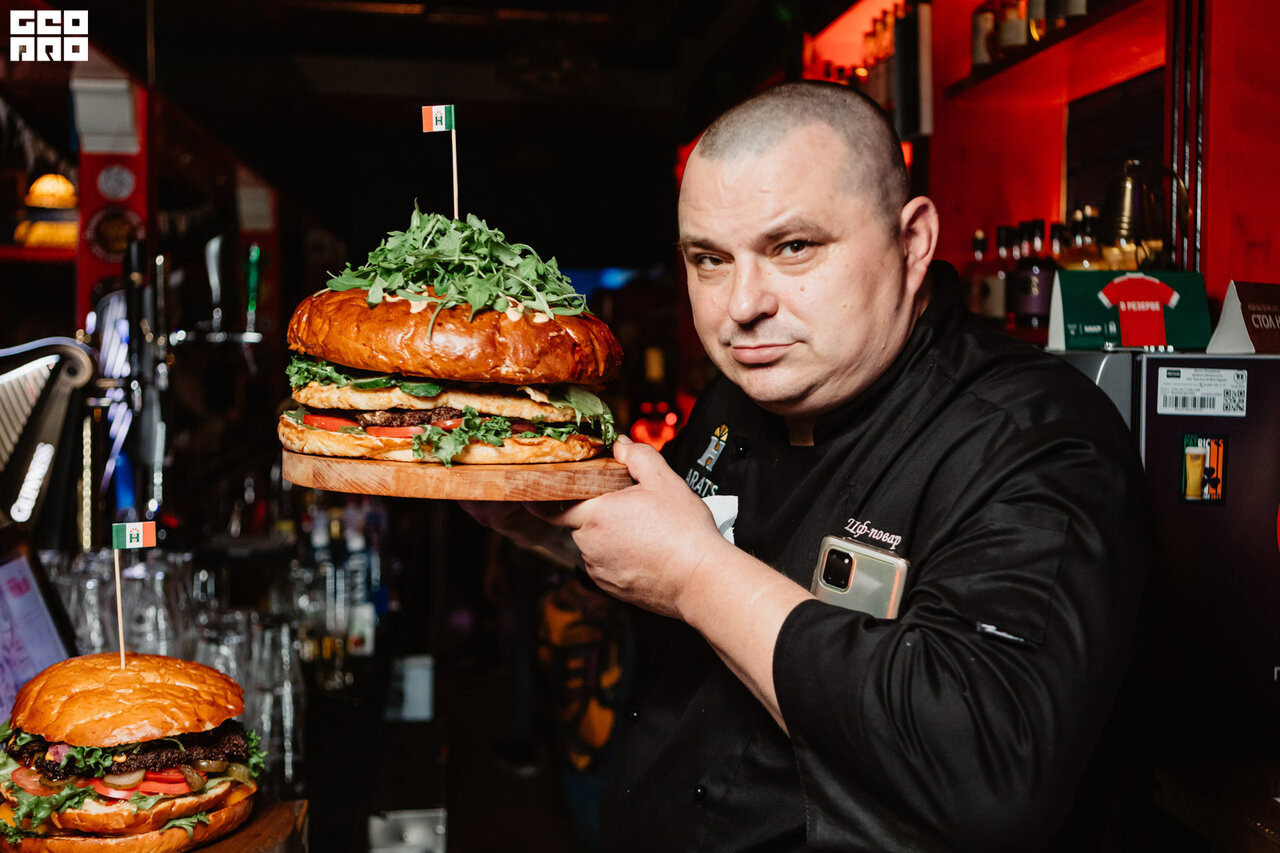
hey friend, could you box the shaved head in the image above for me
[692,81,909,233]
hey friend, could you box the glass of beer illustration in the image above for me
[1184,445,1207,500]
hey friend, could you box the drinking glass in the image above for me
[193,609,253,684]
[245,617,307,797]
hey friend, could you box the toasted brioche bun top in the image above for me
[286,288,623,385]
[9,654,244,747]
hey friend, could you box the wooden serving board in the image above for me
[282,450,634,500]
[201,797,306,852]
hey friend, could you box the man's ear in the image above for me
[899,196,939,299]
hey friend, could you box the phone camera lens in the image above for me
[821,551,853,590]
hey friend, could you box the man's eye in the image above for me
[694,254,725,269]
[780,240,811,256]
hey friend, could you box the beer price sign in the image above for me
[1047,270,1212,351]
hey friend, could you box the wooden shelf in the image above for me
[944,0,1167,103]
[0,245,75,263]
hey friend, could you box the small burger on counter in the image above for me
[278,206,624,466]
[0,654,265,852]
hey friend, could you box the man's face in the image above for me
[678,123,916,423]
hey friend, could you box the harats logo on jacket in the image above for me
[698,425,729,471]
[686,424,729,498]
[844,517,904,551]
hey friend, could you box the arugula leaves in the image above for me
[245,730,266,778]
[0,753,92,841]
[130,790,163,813]
[325,205,589,330]
[287,355,444,399]
[161,811,210,838]
[417,406,511,465]
[0,721,32,755]
[543,386,617,444]
[285,356,350,389]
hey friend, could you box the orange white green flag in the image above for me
[422,104,455,132]
[111,521,156,549]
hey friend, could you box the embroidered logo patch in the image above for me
[698,424,729,471]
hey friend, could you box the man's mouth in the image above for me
[729,343,792,365]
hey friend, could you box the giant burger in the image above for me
[0,654,265,852]
[278,207,623,466]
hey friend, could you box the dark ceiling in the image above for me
[16,0,844,269]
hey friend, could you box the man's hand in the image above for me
[529,436,731,620]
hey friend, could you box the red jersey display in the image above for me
[1098,273,1180,346]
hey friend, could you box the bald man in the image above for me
[464,82,1150,851]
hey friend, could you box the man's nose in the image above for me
[726,259,778,325]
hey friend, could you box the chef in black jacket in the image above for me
[464,81,1150,851]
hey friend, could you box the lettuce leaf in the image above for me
[162,811,210,837]
[287,355,442,399]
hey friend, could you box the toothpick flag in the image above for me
[422,104,455,132]
[110,521,155,668]
[422,104,460,220]
[111,521,156,549]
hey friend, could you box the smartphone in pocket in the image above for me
[810,535,910,619]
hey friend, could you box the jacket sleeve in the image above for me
[772,420,1150,852]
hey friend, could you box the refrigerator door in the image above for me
[1139,354,1280,758]
[1052,350,1142,430]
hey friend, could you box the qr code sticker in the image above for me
[1223,388,1246,413]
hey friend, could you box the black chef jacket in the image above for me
[597,263,1151,852]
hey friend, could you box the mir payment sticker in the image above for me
[1156,367,1247,417]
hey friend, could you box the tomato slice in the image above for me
[365,425,425,437]
[302,414,360,431]
[137,778,194,795]
[89,778,138,799]
[432,418,463,430]
[11,766,62,797]
[509,421,538,433]
[143,770,187,784]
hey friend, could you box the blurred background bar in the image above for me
[1,1,1279,851]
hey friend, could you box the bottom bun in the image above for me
[278,416,604,464]
[4,796,253,853]
[42,782,236,836]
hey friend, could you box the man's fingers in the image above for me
[613,437,684,488]
[524,499,584,528]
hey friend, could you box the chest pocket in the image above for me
[937,502,1069,645]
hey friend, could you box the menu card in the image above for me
[1206,281,1280,353]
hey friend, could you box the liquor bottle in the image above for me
[1046,0,1067,30]
[1059,211,1105,270]
[882,9,897,115]
[1048,221,1069,260]
[1027,0,1048,42]
[863,28,879,104]
[997,0,1029,53]
[992,224,1017,327]
[1065,0,1088,18]
[1007,219,1054,344]
[972,1,997,69]
[964,228,989,315]
[343,499,375,658]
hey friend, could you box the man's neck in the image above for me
[786,419,815,447]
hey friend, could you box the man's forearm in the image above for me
[674,537,814,730]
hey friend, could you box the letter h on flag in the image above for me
[111,521,156,550]
[422,104,455,132]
